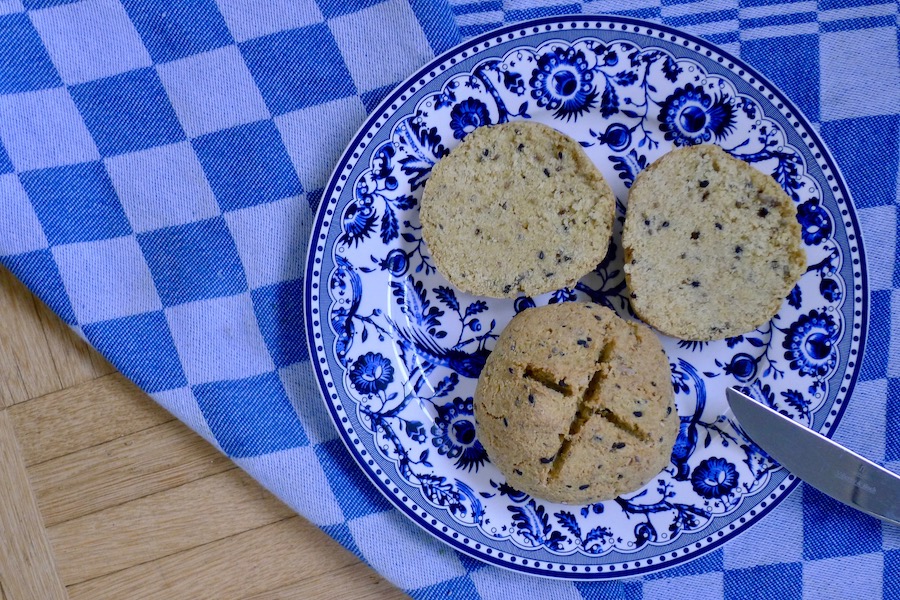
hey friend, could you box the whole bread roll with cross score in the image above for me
[474,302,678,504]
[622,144,807,341]
[420,121,616,299]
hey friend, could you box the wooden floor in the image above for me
[0,266,408,600]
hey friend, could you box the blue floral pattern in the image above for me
[692,458,739,499]
[530,46,598,121]
[449,98,492,139]
[308,20,864,579]
[349,352,394,395]
[431,396,488,472]
[658,83,736,146]
[783,310,839,379]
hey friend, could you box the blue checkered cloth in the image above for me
[0,0,897,597]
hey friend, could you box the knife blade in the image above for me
[726,387,900,526]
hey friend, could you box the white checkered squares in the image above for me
[885,507,900,550]
[30,0,152,85]
[471,567,582,600]
[166,293,275,385]
[0,88,99,171]
[584,0,661,13]
[452,4,503,30]
[859,206,897,291]
[348,509,468,589]
[503,0,576,11]
[215,0,324,43]
[832,378,885,461]
[224,195,311,288]
[236,445,345,526]
[0,0,23,15]
[52,236,162,323]
[891,290,900,378]
[896,158,900,204]
[802,553,883,599]
[821,27,900,121]
[275,95,366,191]
[157,45,269,138]
[328,0,432,93]
[279,361,338,446]
[153,386,222,449]
[0,174,47,255]
[724,493,804,569]
[661,0,737,18]
[644,571,724,600]
[105,142,219,233]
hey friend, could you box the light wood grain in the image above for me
[66,517,367,600]
[32,301,115,391]
[29,420,234,526]
[0,267,61,406]
[8,372,172,467]
[244,562,409,600]
[0,267,113,407]
[0,411,68,600]
[49,468,295,585]
[0,265,406,599]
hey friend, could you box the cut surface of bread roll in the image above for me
[623,144,806,341]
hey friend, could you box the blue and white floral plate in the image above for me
[304,16,867,579]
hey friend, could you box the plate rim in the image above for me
[303,14,870,580]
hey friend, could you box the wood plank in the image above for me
[242,562,409,600]
[29,420,233,527]
[49,468,295,585]
[66,517,400,600]
[0,411,68,600]
[8,372,172,466]
[0,267,114,408]
[33,298,116,390]
[0,267,62,406]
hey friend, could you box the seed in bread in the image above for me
[622,144,806,341]
[420,122,616,299]
[474,302,678,504]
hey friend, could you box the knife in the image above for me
[726,387,900,526]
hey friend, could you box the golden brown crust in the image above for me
[474,302,678,504]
